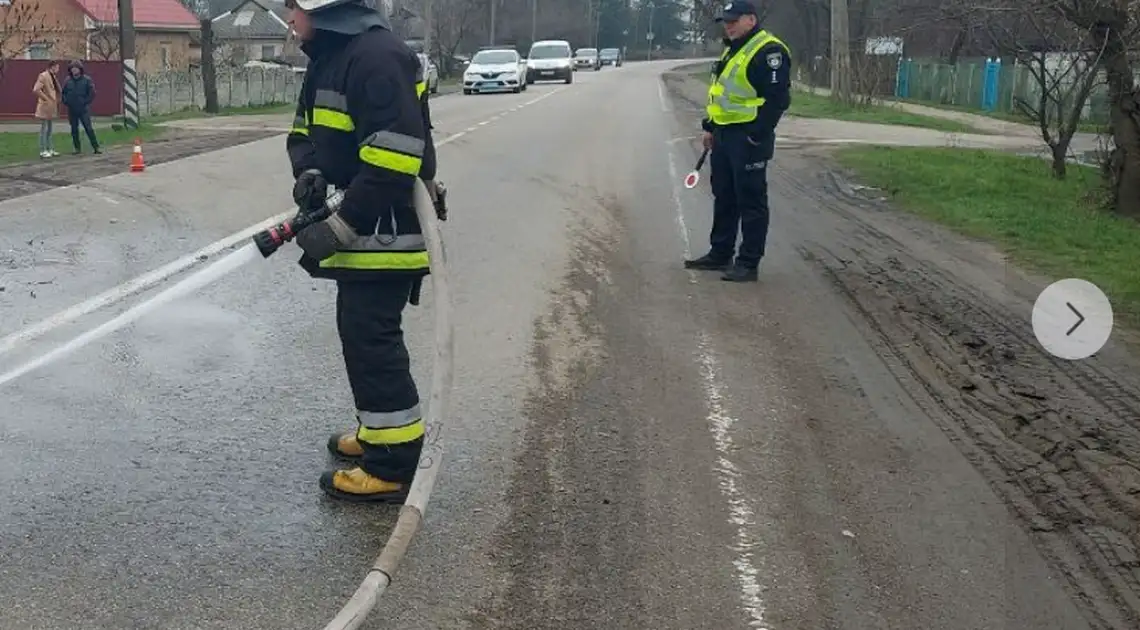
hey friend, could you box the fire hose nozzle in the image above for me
[253,190,345,258]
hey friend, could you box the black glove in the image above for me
[292,169,328,211]
[294,213,356,261]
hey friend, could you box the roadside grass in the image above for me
[0,102,296,166]
[789,89,981,134]
[0,123,166,166]
[894,97,1107,134]
[143,101,295,123]
[834,146,1140,327]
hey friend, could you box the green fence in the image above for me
[899,57,1124,126]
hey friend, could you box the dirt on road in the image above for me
[654,69,1140,629]
[0,128,282,203]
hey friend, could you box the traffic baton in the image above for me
[683,147,709,189]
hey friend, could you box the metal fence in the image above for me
[137,66,303,117]
[895,57,1140,125]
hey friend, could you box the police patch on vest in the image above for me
[766,52,782,69]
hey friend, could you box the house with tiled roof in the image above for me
[194,0,300,66]
[9,0,201,73]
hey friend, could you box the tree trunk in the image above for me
[1089,22,1140,218]
[200,18,220,114]
[1051,141,1069,178]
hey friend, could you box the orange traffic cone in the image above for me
[130,138,146,173]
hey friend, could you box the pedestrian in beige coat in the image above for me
[33,61,62,158]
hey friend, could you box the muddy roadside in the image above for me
[0,128,282,203]
[665,67,1140,629]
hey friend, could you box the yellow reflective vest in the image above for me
[706,29,790,126]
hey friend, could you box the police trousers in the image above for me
[336,278,423,483]
[708,125,772,268]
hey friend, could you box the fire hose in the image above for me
[251,179,454,630]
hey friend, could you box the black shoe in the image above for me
[93,147,102,154]
[684,253,731,271]
[721,264,758,282]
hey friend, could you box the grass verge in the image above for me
[0,102,298,166]
[833,146,1140,327]
[0,123,167,166]
[790,90,980,133]
[895,97,1106,134]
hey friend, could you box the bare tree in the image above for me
[87,25,121,60]
[978,3,1104,178]
[432,0,480,76]
[0,0,52,77]
[965,0,1140,217]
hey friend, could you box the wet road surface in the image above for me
[2,62,1139,630]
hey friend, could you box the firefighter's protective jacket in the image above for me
[287,25,430,281]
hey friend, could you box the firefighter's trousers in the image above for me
[336,278,423,483]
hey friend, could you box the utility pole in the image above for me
[645,2,655,62]
[829,0,851,102]
[489,0,496,45]
[117,0,138,128]
[423,0,433,65]
[530,0,537,44]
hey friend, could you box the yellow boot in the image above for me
[326,431,363,459]
[319,466,408,504]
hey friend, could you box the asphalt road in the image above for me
[1,61,1139,630]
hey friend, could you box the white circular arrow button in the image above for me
[1032,278,1114,360]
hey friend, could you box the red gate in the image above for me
[0,59,124,120]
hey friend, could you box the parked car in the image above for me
[599,48,622,67]
[463,48,528,94]
[526,39,574,84]
[416,53,440,94]
[574,47,601,71]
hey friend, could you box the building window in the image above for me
[261,44,276,60]
[234,10,255,26]
[160,43,171,69]
[26,43,51,60]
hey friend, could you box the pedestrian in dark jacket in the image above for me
[61,61,101,154]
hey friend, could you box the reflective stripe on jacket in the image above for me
[286,27,430,280]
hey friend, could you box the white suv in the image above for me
[526,40,573,84]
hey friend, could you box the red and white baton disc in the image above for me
[683,171,700,188]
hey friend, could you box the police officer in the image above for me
[284,0,435,503]
[684,1,791,282]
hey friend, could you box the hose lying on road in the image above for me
[321,178,455,630]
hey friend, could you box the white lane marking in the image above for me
[99,195,120,205]
[665,149,695,268]
[658,79,670,112]
[0,88,572,357]
[669,135,700,145]
[667,140,770,629]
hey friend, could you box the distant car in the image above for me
[463,48,528,94]
[599,48,622,67]
[416,53,439,94]
[574,47,601,71]
[527,39,574,84]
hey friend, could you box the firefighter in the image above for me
[284,0,434,503]
[684,0,791,282]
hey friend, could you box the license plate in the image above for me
[540,70,554,76]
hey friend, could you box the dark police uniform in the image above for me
[684,1,791,282]
[285,0,435,502]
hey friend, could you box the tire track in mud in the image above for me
[777,162,1140,629]
[470,193,638,628]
